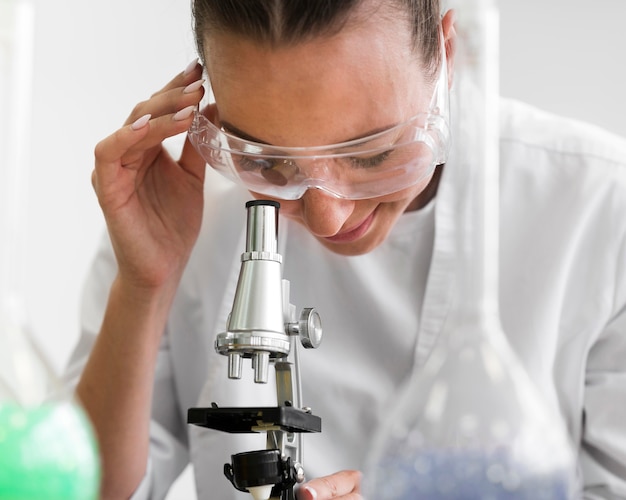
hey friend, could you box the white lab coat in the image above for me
[65,97,626,499]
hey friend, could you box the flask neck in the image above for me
[0,0,42,407]
[447,2,500,330]
[0,0,34,311]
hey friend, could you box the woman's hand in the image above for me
[92,60,207,291]
[298,470,363,500]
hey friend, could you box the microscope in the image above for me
[188,200,323,500]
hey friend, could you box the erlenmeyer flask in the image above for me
[0,1,101,498]
[363,1,578,498]
[0,309,101,499]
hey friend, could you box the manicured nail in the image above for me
[131,113,151,130]
[183,79,205,94]
[302,486,317,500]
[183,58,199,76]
[173,105,196,121]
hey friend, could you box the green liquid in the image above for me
[0,401,100,500]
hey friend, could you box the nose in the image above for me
[300,189,355,237]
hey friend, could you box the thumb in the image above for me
[179,134,207,182]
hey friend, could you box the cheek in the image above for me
[374,179,431,209]
[275,201,303,220]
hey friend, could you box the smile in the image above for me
[324,211,375,244]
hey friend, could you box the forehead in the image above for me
[203,17,431,147]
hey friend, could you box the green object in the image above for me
[0,401,100,500]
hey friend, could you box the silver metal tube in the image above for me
[245,200,280,254]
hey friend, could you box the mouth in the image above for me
[324,211,375,244]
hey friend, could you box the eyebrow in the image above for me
[220,120,400,147]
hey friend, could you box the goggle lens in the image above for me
[188,36,450,200]
[191,113,446,200]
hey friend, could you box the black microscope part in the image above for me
[187,405,322,434]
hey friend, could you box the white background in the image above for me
[5,0,626,498]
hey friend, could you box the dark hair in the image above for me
[192,0,441,73]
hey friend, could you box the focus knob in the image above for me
[298,308,322,349]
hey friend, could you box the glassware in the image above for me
[0,1,101,498]
[363,1,578,498]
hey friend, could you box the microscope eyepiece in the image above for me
[245,200,280,209]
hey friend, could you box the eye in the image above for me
[237,157,277,172]
[349,150,392,169]
[236,157,298,187]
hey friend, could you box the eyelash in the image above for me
[238,157,280,171]
[348,150,393,169]
[236,150,393,172]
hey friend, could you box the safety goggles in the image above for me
[188,46,450,200]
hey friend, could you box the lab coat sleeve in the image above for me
[580,242,626,499]
[64,231,190,500]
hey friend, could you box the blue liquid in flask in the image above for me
[369,446,571,500]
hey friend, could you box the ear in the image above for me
[441,9,457,89]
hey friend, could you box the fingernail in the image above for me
[302,486,317,500]
[173,105,196,121]
[184,58,199,76]
[183,79,205,94]
[131,113,151,130]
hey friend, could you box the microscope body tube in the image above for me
[228,259,285,337]
[216,201,293,384]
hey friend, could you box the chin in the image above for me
[317,239,375,256]
[316,226,390,256]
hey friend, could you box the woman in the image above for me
[67,0,626,498]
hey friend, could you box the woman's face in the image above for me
[204,11,453,256]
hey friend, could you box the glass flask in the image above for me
[0,1,101,498]
[363,1,578,498]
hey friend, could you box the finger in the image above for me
[126,79,205,127]
[154,58,204,96]
[298,485,363,500]
[92,115,152,205]
[120,105,198,166]
[94,114,152,166]
[299,470,362,500]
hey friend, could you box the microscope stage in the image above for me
[188,405,322,434]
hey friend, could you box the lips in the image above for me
[324,211,375,244]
